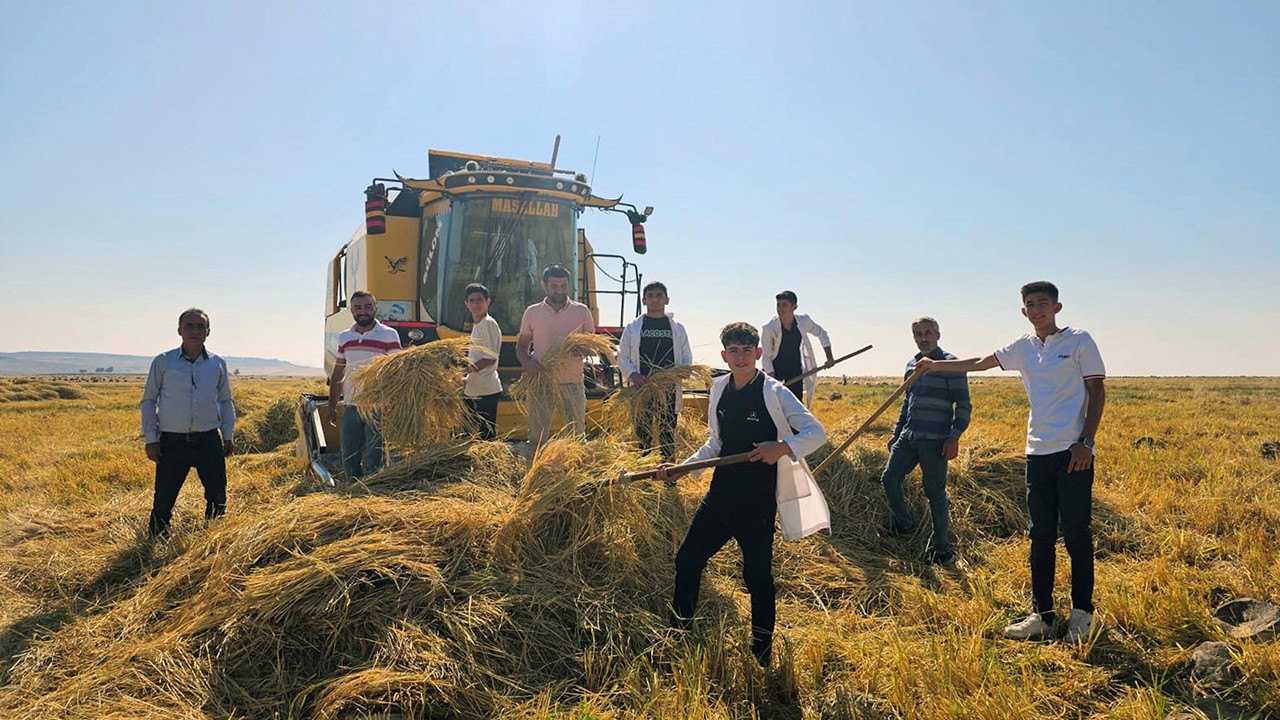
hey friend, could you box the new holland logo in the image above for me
[385,256,408,274]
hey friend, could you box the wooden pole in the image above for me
[619,451,754,483]
[781,344,873,386]
[811,371,922,477]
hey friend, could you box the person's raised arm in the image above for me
[915,354,1000,375]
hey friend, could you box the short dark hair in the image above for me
[542,265,571,282]
[720,321,759,348]
[1020,281,1059,302]
[350,290,377,304]
[911,316,939,331]
[178,308,209,326]
[642,281,668,296]
[464,283,490,300]
[775,290,798,304]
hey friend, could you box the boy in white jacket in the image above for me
[761,290,836,407]
[617,281,693,462]
[658,321,828,667]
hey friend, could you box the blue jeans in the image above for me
[880,435,952,560]
[340,405,384,479]
[1026,450,1094,621]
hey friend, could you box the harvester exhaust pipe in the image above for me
[550,135,561,169]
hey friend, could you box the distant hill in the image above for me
[0,351,324,377]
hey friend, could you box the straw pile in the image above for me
[351,338,489,450]
[507,332,616,411]
[351,439,525,495]
[606,363,712,445]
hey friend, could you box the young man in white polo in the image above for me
[327,291,402,479]
[462,282,503,440]
[915,281,1106,643]
[617,280,693,462]
[761,290,835,406]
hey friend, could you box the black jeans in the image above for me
[636,395,678,463]
[150,430,227,536]
[1026,450,1094,621]
[672,496,776,665]
[464,392,502,441]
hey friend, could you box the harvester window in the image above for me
[430,195,577,334]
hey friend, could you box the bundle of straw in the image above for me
[607,363,713,446]
[507,332,616,411]
[351,338,491,450]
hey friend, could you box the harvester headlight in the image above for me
[465,160,480,171]
[407,329,425,341]
[486,175,495,183]
[556,181,564,189]
[467,176,476,184]
[506,177,514,185]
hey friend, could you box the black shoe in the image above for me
[752,640,772,668]
[882,520,916,537]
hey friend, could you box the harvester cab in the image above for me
[296,144,669,484]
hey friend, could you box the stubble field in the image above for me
[0,374,1278,719]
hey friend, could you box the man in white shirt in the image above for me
[140,308,236,538]
[761,290,835,406]
[462,283,503,440]
[916,281,1106,644]
[327,291,402,479]
[617,281,693,462]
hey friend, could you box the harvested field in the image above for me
[1,377,1279,718]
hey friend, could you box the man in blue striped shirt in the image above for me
[141,308,237,538]
[880,317,971,566]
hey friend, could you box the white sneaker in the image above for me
[1065,608,1093,643]
[1003,613,1052,640]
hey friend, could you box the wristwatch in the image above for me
[1078,437,1095,452]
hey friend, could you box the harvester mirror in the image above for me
[643,206,654,217]
[364,183,387,235]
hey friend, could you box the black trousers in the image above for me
[464,392,502,441]
[636,395,678,463]
[150,430,227,536]
[672,495,776,664]
[1026,450,1095,620]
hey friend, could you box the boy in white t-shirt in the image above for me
[462,283,503,440]
[915,281,1106,644]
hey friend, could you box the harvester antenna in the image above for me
[590,135,601,184]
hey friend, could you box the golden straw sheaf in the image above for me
[351,338,493,450]
[507,332,616,412]
[607,363,713,444]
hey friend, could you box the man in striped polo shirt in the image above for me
[879,316,971,568]
[327,291,402,479]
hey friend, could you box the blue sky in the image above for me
[2,1,1277,376]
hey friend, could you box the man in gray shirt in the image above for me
[140,308,236,537]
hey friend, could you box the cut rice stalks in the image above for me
[351,338,493,450]
[507,333,617,412]
[606,363,713,446]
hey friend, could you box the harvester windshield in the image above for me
[428,194,578,333]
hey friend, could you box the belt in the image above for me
[161,429,220,442]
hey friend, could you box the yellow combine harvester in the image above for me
[296,143,703,483]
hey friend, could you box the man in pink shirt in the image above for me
[517,265,596,447]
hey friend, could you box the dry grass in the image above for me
[350,338,483,450]
[1,376,1278,718]
[605,363,713,445]
[508,333,616,412]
